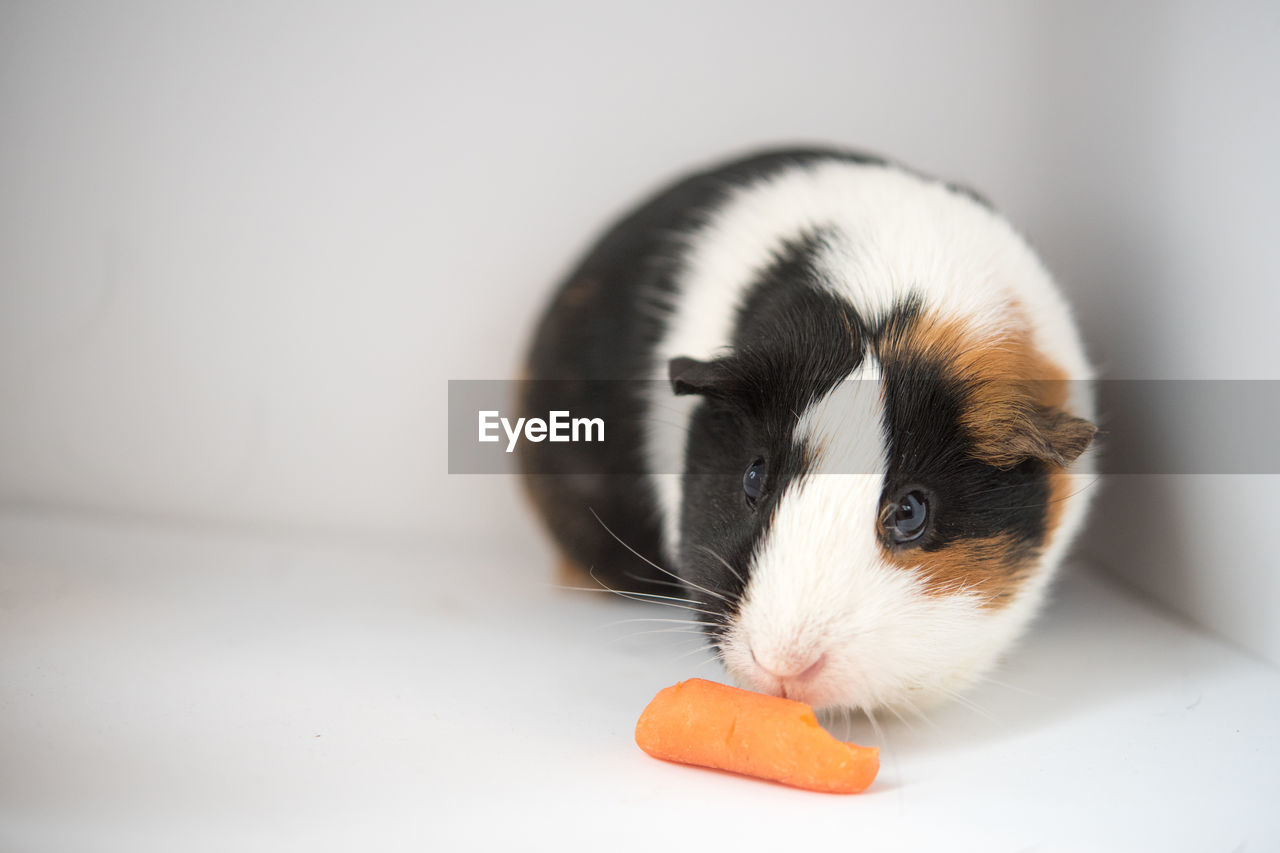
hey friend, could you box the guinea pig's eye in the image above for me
[883,489,929,545]
[743,458,767,507]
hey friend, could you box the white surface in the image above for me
[4,1,1280,666]
[1,511,1277,852]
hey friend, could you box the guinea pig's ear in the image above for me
[668,356,737,398]
[977,405,1097,469]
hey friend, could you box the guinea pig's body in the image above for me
[519,148,1096,713]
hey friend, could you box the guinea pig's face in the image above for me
[671,291,1094,714]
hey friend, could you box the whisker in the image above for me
[976,674,1038,696]
[583,571,724,618]
[899,696,941,732]
[623,571,690,593]
[606,627,709,644]
[562,587,717,617]
[595,616,721,629]
[697,545,746,587]
[671,642,719,662]
[861,706,898,793]
[932,685,995,721]
[829,706,852,742]
[589,508,731,604]
[864,706,886,746]
[882,701,917,733]
[554,584,701,606]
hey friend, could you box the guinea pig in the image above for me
[517,147,1096,714]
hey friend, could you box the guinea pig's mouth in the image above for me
[743,671,837,709]
[720,645,838,708]
[750,648,829,693]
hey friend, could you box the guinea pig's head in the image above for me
[669,287,1095,714]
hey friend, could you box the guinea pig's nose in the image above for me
[750,647,828,682]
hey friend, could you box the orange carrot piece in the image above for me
[635,678,879,794]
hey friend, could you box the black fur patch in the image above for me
[870,300,1049,562]
[674,232,866,637]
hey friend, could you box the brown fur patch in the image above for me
[560,276,599,310]
[517,470,595,589]
[876,500,1042,609]
[876,306,1093,470]
[513,374,600,590]
[555,556,599,589]
[884,534,1034,605]
[875,306,1092,606]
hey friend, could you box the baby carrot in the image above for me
[635,678,879,794]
